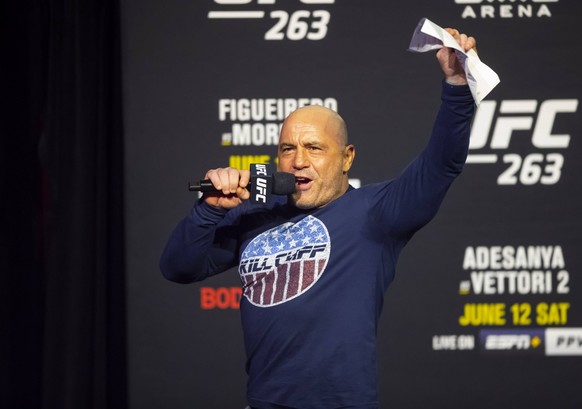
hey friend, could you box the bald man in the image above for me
[161,29,477,409]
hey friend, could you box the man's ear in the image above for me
[342,145,355,173]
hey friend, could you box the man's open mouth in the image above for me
[295,177,312,190]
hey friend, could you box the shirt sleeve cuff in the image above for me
[441,80,473,103]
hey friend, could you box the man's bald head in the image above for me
[281,105,348,148]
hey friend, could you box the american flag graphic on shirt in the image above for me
[239,215,331,307]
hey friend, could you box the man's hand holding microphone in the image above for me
[188,164,296,209]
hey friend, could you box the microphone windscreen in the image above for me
[272,172,296,195]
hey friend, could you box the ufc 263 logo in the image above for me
[467,99,579,185]
[208,0,334,41]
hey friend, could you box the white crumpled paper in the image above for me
[408,18,500,105]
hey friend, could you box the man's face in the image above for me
[277,106,354,209]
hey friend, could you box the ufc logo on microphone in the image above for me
[255,178,268,203]
[255,164,268,175]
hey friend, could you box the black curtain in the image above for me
[1,1,127,408]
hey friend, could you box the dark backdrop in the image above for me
[1,1,126,408]
[2,1,581,409]
[122,1,582,408]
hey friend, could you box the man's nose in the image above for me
[293,148,310,169]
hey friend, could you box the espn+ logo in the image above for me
[467,98,578,186]
[208,0,334,41]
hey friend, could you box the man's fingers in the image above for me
[204,167,249,195]
[204,169,222,192]
[467,36,477,53]
[461,34,477,53]
[459,33,468,49]
[445,28,460,40]
[445,28,477,53]
[239,170,250,190]
[225,168,241,194]
[237,186,250,201]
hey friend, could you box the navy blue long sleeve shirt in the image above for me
[160,82,475,409]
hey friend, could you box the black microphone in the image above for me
[188,164,296,204]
